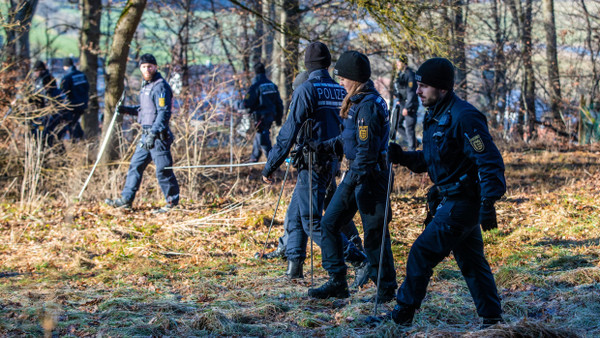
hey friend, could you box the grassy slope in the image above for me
[0,149,599,337]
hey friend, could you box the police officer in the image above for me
[385,58,505,327]
[60,57,89,140]
[308,51,397,302]
[262,42,368,282]
[391,55,419,150]
[243,62,284,162]
[31,60,63,146]
[105,53,180,214]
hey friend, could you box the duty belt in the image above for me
[436,174,477,197]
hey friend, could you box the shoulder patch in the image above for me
[159,97,166,107]
[359,125,368,141]
[469,134,485,152]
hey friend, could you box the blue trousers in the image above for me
[121,132,180,205]
[285,167,331,261]
[251,121,272,161]
[321,170,397,290]
[396,197,502,318]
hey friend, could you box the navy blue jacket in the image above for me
[336,81,390,178]
[60,66,89,110]
[243,73,284,125]
[400,92,506,201]
[121,72,172,134]
[262,69,346,177]
[33,70,62,109]
[394,67,419,113]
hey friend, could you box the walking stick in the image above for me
[306,119,315,285]
[78,91,125,199]
[258,159,291,258]
[373,134,398,315]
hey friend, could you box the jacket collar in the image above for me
[308,68,331,81]
[349,80,377,103]
[142,72,162,87]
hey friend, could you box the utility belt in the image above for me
[345,151,388,173]
[290,143,334,174]
[142,126,170,141]
[424,174,478,226]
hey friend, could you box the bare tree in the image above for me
[101,0,147,164]
[3,0,38,78]
[542,0,563,128]
[80,0,102,138]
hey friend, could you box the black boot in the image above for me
[264,245,286,260]
[105,197,132,209]
[480,316,504,329]
[285,259,303,279]
[391,303,415,326]
[308,275,350,299]
[349,260,371,289]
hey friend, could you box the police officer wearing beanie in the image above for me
[243,62,284,162]
[60,57,89,140]
[308,51,397,301]
[383,57,505,327]
[105,53,180,214]
[30,60,63,146]
[262,42,369,283]
[391,55,419,150]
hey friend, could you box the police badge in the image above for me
[469,134,485,152]
[359,126,368,141]
[159,97,166,107]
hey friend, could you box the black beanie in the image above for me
[304,41,331,72]
[63,57,74,67]
[253,62,265,74]
[415,57,454,90]
[333,51,371,83]
[139,53,157,65]
[33,60,46,71]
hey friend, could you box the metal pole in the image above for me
[306,119,314,285]
[258,160,291,258]
[78,92,125,199]
[230,106,233,173]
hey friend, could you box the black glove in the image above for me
[479,200,498,231]
[117,105,125,114]
[387,142,404,164]
[306,140,325,153]
[141,132,156,150]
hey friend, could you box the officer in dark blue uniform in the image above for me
[308,51,397,301]
[243,62,284,162]
[262,42,368,281]
[105,54,180,214]
[31,60,63,146]
[386,58,505,327]
[60,57,89,140]
[392,55,419,150]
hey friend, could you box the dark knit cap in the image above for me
[333,51,371,83]
[415,57,454,90]
[304,41,331,72]
[292,71,309,90]
[253,62,265,74]
[63,57,74,67]
[139,53,157,65]
[33,60,46,71]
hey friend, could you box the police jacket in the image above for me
[60,66,90,110]
[121,72,172,134]
[393,67,419,113]
[262,69,346,177]
[335,80,390,179]
[33,70,62,109]
[400,92,506,201]
[243,73,284,125]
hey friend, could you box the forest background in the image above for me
[1,0,599,336]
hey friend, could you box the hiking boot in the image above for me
[349,260,371,289]
[480,317,504,329]
[391,303,416,326]
[308,275,350,299]
[152,203,176,214]
[285,259,303,279]
[105,197,132,209]
[263,245,286,260]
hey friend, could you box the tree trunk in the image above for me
[80,0,102,139]
[451,0,467,99]
[101,0,147,164]
[491,0,507,128]
[279,0,300,108]
[542,0,563,128]
[5,0,38,78]
[580,0,599,105]
[261,0,274,63]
